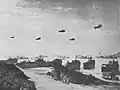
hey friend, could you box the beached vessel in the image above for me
[83,58,95,69]
[65,60,81,71]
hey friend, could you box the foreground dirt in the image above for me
[22,68,120,90]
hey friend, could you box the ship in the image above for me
[83,58,95,70]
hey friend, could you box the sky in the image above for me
[0,0,119,59]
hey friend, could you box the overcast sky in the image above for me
[0,0,119,58]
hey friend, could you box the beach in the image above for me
[22,58,120,90]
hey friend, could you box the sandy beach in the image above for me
[22,60,120,90]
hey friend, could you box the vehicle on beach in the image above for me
[101,59,120,81]
[102,72,119,81]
